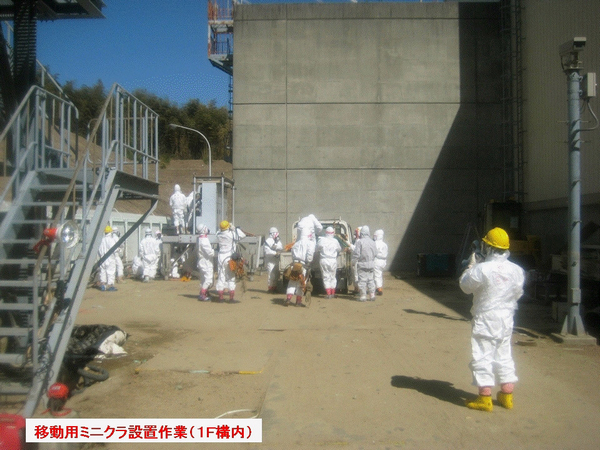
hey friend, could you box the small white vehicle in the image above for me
[279,218,354,294]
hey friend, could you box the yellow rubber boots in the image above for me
[497,392,514,409]
[465,395,493,412]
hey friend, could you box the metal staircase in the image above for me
[0,83,160,417]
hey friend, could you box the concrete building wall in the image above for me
[521,0,600,260]
[233,2,503,272]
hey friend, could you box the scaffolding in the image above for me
[208,0,234,158]
[208,0,234,78]
[500,0,525,204]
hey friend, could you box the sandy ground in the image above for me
[25,273,600,449]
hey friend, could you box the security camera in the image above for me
[559,37,586,58]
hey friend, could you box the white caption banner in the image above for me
[27,418,262,443]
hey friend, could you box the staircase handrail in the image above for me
[1,87,79,204]
[0,84,39,143]
[0,140,37,207]
[21,83,159,416]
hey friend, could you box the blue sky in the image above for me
[36,0,439,108]
[37,1,231,107]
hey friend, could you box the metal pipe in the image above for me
[561,68,586,336]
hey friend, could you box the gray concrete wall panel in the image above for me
[233,19,287,104]
[283,3,459,21]
[286,18,461,104]
[285,104,466,170]
[233,104,287,169]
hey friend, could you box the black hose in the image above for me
[77,364,109,383]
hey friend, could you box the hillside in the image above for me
[114,158,232,217]
[1,154,233,219]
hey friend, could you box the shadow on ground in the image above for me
[391,375,472,407]
[404,308,469,322]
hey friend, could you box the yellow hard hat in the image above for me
[220,220,230,231]
[482,227,510,250]
[104,225,113,234]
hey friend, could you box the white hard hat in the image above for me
[374,229,384,239]
[360,226,370,237]
[326,226,335,234]
[174,184,181,192]
[145,227,152,236]
[269,227,278,234]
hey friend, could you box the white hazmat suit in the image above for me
[216,225,246,301]
[373,229,388,295]
[297,214,323,240]
[351,226,377,301]
[98,229,118,291]
[264,227,283,292]
[111,230,125,282]
[459,250,524,393]
[139,228,161,282]
[286,234,315,306]
[131,255,143,279]
[316,227,342,298]
[169,184,188,233]
[197,224,215,301]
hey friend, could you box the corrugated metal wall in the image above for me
[522,0,600,207]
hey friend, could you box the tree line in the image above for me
[58,79,232,163]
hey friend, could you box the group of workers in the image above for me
[104,184,525,413]
[97,225,162,290]
[195,219,247,302]
[262,215,390,306]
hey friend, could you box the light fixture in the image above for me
[33,220,81,253]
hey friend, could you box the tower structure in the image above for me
[208,0,234,117]
[0,0,105,127]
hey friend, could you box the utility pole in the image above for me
[558,37,588,338]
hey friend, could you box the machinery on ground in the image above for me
[160,176,262,280]
[279,218,354,294]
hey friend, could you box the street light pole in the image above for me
[169,123,212,177]
[559,37,587,337]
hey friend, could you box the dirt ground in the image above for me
[25,272,600,449]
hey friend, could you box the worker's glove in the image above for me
[467,252,478,269]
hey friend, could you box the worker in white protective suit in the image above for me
[316,226,342,299]
[264,227,283,293]
[131,255,143,279]
[351,226,377,302]
[345,227,362,294]
[139,227,161,282]
[197,224,215,301]
[112,228,125,284]
[169,184,188,234]
[297,214,323,241]
[286,230,315,307]
[216,220,246,303]
[459,227,525,412]
[373,229,388,296]
[98,225,118,291]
